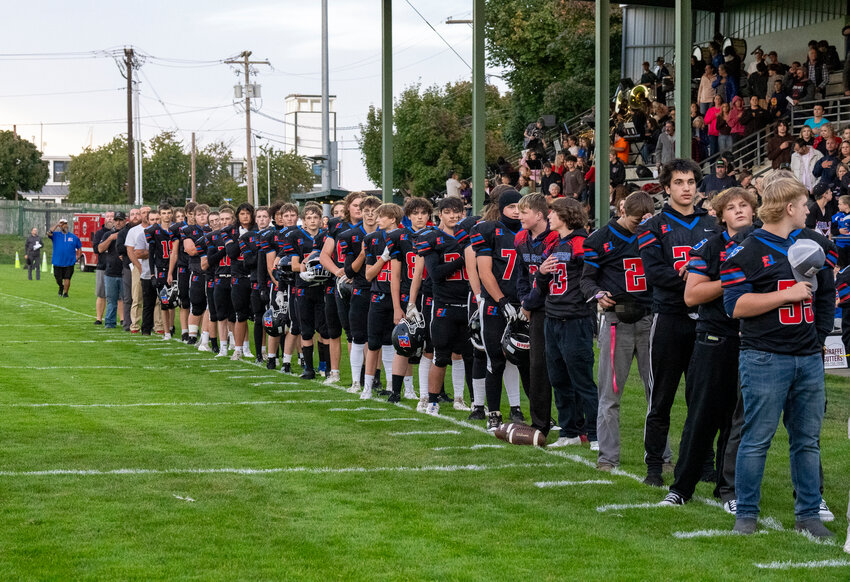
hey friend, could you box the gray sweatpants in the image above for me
[122,267,133,331]
[596,312,672,467]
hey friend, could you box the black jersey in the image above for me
[516,227,560,312]
[324,217,352,268]
[338,223,370,290]
[206,229,231,276]
[836,265,850,307]
[182,224,208,274]
[721,227,837,355]
[686,227,751,336]
[581,219,651,308]
[273,225,298,285]
[170,221,188,269]
[416,226,471,304]
[536,229,593,320]
[364,229,392,295]
[457,216,480,236]
[145,224,173,277]
[412,225,437,296]
[256,225,276,286]
[238,227,262,283]
[223,225,250,278]
[288,227,322,288]
[470,220,521,303]
[637,204,718,314]
[386,227,417,295]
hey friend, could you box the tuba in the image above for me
[628,84,653,111]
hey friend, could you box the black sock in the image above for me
[253,317,264,356]
[392,374,404,395]
[302,345,314,370]
[210,337,219,352]
[375,368,382,386]
[359,364,366,386]
[428,392,439,404]
[463,353,473,401]
[318,343,329,369]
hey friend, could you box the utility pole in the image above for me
[191,132,197,202]
[125,47,135,205]
[321,0,330,194]
[225,51,270,207]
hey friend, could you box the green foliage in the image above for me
[142,131,190,207]
[0,132,49,200]
[67,136,130,204]
[192,141,244,207]
[256,147,315,204]
[358,81,512,196]
[485,0,622,145]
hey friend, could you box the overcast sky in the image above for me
[0,1,508,191]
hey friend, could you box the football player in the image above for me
[290,203,328,379]
[225,203,256,360]
[516,193,560,434]
[247,206,272,363]
[580,191,662,469]
[267,204,300,373]
[145,207,176,340]
[199,210,221,353]
[182,204,210,346]
[637,158,717,487]
[170,202,194,342]
[208,207,237,357]
[721,176,837,537]
[319,194,363,384]
[338,196,381,393]
[659,187,755,506]
[472,189,528,430]
[536,198,598,448]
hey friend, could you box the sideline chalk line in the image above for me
[0,291,95,319]
[0,399,350,409]
[535,479,614,488]
[389,430,461,436]
[754,559,850,570]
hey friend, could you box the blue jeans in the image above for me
[544,316,598,440]
[735,350,825,521]
[105,275,122,328]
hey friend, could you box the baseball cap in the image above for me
[811,181,830,199]
[788,238,825,292]
[114,211,127,221]
[715,159,726,167]
[59,218,68,223]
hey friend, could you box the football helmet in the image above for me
[392,312,426,358]
[301,254,332,285]
[336,276,353,301]
[468,307,484,352]
[159,282,179,309]
[501,318,530,366]
[262,305,287,337]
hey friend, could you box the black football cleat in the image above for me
[437,391,452,403]
[186,336,198,346]
[509,406,525,423]
[300,369,316,380]
[467,405,486,421]
[281,362,292,375]
[387,392,401,403]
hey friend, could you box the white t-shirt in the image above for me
[446,178,462,197]
[126,224,151,279]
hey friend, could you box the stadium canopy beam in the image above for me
[594,0,610,229]
[674,0,692,160]
[472,0,485,213]
[381,0,393,203]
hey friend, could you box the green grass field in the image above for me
[0,264,847,580]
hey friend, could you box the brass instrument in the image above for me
[610,84,655,138]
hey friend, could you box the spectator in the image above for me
[546,182,563,203]
[565,135,580,157]
[766,64,784,94]
[766,50,787,74]
[497,156,514,177]
[445,171,462,197]
[807,182,833,236]
[691,55,705,80]
[789,66,815,105]
[117,208,139,332]
[843,127,850,142]
[639,61,657,86]
[716,103,734,153]
[125,207,152,334]
[723,45,742,81]
[654,57,670,102]
[709,41,723,71]
[728,96,746,141]
[813,136,840,185]
[524,117,547,151]
[692,116,709,161]
[654,120,676,169]
[803,104,829,131]
[740,95,771,136]
[767,120,795,170]
[833,193,850,242]
[609,151,626,187]
[747,62,769,105]
[98,211,128,329]
[578,137,592,161]
[804,46,829,99]
[561,155,585,199]
[767,79,790,121]
[47,218,81,299]
[814,123,841,155]
[91,212,114,325]
[459,180,472,209]
[612,129,629,164]
[712,64,738,106]
[699,158,738,193]
[517,175,531,195]
[747,46,766,74]
[551,152,565,176]
[839,140,850,166]
[818,39,841,71]
[831,164,848,199]
[24,226,43,281]
[791,138,823,192]
[704,94,723,156]
[539,164,562,196]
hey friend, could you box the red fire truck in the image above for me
[73,213,105,271]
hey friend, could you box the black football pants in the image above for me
[527,309,552,434]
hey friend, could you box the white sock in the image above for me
[243,341,251,351]
[381,345,395,377]
[188,324,199,337]
[418,357,432,399]
[261,346,267,358]
[451,358,465,400]
[350,343,366,384]
[199,331,209,346]
[472,378,486,407]
[364,374,374,391]
[233,346,242,355]
[228,331,235,346]
[283,353,292,364]
[404,376,414,392]
[505,362,521,407]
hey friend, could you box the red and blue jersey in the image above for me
[536,229,593,320]
[581,218,651,308]
[415,226,471,304]
[470,220,521,303]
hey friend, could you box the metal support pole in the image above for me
[674,0,692,160]
[594,0,610,229]
[243,51,256,206]
[191,132,196,202]
[321,0,331,195]
[472,0,485,213]
[381,0,393,203]
[125,48,135,205]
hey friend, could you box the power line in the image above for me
[403,0,471,70]
[0,87,123,99]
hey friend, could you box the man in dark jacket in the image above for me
[98,212,128,329]
[25,227,43,281]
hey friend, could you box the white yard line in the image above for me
[0,399,351,409]
[0,461,558,478]
[672,529,768,539]
[271,389,326,393]
[327,407,388,412]
[432,444,505,451]
[535,479,614,488]
[388,430,462,436]
[597,502,675,513]
[754,559,850,570]
[355,418,422,423]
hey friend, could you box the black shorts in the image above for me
[54,265,74,282]
[335,286,352,341]
[177,267,191,308]
[481,297,509,372]
[417,294,435,354]
[231,276,252,322]
[189,272,207,316]
[430,301,469,366]
[251,282,269,315]
[297,285,327,340]
[206,275,218,321]
[214,275,234,323]
[348,287,370,344]
[288,285,301,336]
[367,293,395,351]
[324,283,342,339]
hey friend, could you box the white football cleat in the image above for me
[162,333,171,341]
[549,436,582,447]
[359,386,372,400]
[230,349,243,361]
[416,398,428,412]
[425,402,440,416]
[403,386,418,400]
[197,343,212,353]
[324,371,341,385]
[346,381,361,394]
[452,397,471,411]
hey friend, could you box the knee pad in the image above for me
[434,352,452,368]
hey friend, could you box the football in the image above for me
[494,423,547,447]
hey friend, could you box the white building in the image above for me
[284,94,340,187]
[19,155,71,203]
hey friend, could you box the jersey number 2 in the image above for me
[623,258,646,292]
[444,252,468,281]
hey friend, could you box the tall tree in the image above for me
[193,141,244,207]
[143,131,190,206]
[486,0,622,145]
[358,81,512,196]
[0,131,49,200]
[67,136,129,204]
[256,147,316,204]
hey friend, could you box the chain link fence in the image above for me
[0,201,133,236]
